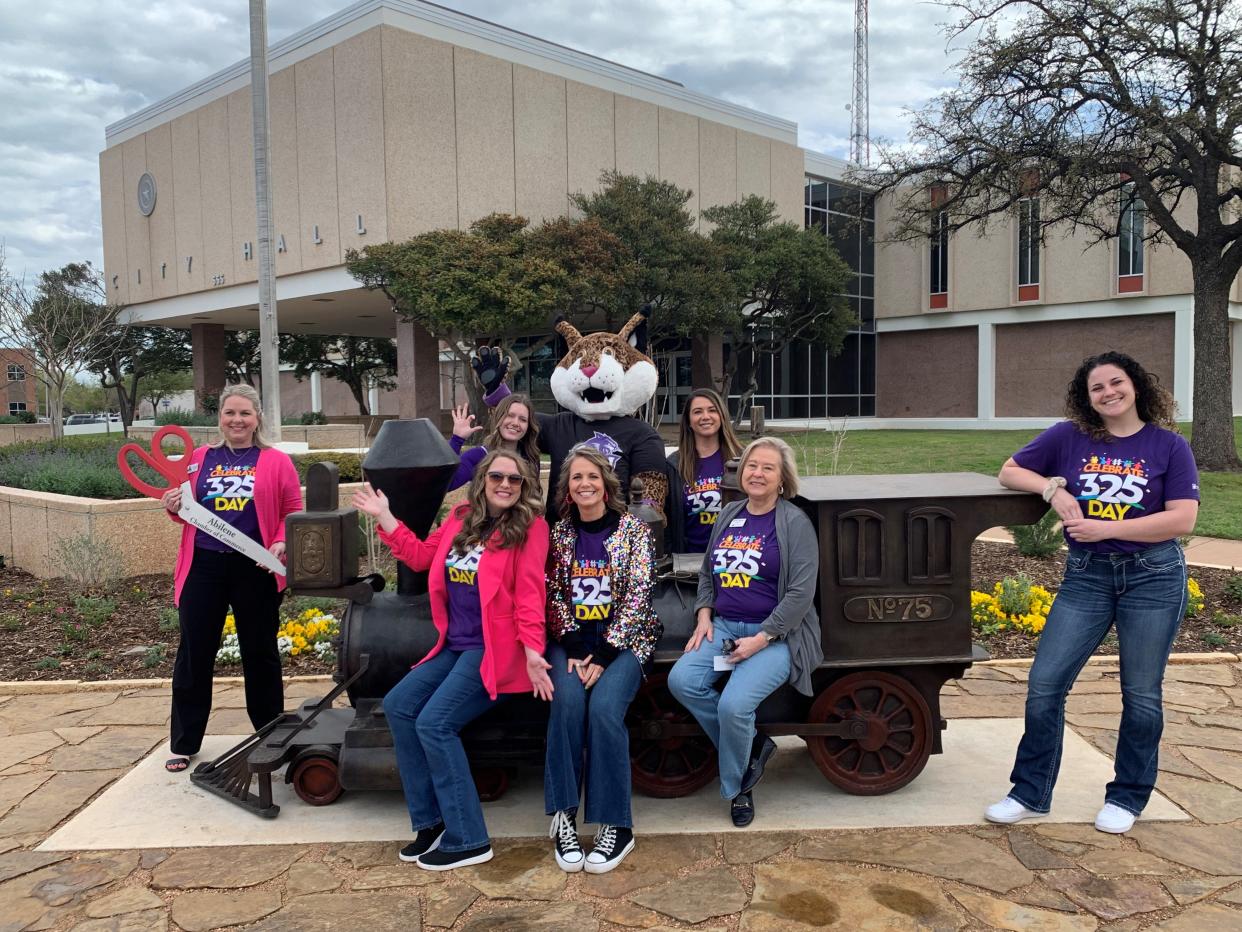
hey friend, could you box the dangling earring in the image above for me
[778,485,784,495]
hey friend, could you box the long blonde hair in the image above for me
[450,450,543,552]
[212,383,273,449]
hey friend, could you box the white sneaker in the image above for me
[549,810,584,872]
[984,796,1041,824]
[1095,803,1136,834]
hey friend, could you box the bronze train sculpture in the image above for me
[192,418,1044,818]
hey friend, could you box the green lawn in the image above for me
[777,418,1242,540]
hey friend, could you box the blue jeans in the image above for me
[544,643,643,827]
[1008,541,1187,816]
[667,617,791,799]
[383,649,504,852]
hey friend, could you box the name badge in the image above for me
[729,518,747,527]
[187,463,199,475]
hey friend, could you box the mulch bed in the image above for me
[1,542,1239,681]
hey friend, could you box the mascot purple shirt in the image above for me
[476,307,669,514]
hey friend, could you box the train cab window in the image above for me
[837,508,885,584]
[907,507,954,583]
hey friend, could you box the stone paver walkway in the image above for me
[2,659,1242,930]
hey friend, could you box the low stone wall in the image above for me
[0,482,366,579]
[0,424,52,446]
[127,424,367,450]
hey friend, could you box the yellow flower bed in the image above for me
[219,606,340,663]
[971,579,1054,636]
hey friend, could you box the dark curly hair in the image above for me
[1065,351,1178,440]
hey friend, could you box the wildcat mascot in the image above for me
[472,306,668,515]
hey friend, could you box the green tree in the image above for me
[570,171,732,341]
[0,253,128,439]
[704,196,855,423]
[62,379,108,416]
[347,213,575,413]
[225,330,261,388]
[280,334,397,415]
[866,0,1242,469]
[88,327,191,430]
[138,369,194,416]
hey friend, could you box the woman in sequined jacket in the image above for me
[543,445,660,876]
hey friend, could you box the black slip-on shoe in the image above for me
[740,735,777,794]
[416,843,493,871]
[731,792,755,827]
[398,823,445,862]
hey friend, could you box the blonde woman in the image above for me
[159,385,302,773]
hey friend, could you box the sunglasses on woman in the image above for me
[485,471,525,487]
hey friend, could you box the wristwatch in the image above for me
[1042,476,1068,503]
[764,631,781,644]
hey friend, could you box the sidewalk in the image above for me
[2,661,1242,930]
[981,528,1242,570]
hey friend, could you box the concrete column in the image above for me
[691,333,725,392]
[976,322,995,421]
[191,323,227,412]
[396,319,443,421]
[310,371,322,412]
[368,380,380,414]
[1173,305,1194,420]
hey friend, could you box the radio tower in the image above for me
[850,0,870,165]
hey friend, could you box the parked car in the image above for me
[64,414,105,425]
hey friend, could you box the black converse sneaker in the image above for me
[549,810,585,872]
[398,823,445,862]
[583,824,634,874]
[415,842,494,871]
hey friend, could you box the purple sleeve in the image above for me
[1163,434,1200,502]
[483,384,511,407]
[1011,422,1071,476]
[448,434,465,454]
[447,446,486,492]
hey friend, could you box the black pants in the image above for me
[170,547,285,755]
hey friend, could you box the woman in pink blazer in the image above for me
[159,384,303,774]
[353,450,553,871]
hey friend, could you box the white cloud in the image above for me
[0,0,958,279]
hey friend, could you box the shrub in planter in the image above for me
[291,451,363,483]
[1007,509,1062,559]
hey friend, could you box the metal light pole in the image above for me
[249,0,282,438]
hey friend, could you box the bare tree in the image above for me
[0,249,129,439]
[865,0,1242,470]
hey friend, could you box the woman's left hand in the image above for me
[579,662,605,689]
[525,646,555,701]
[1062,518,1115,544]
[261,541,286,573]
[725,633,769,664]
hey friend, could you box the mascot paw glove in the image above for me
[471,346,510,394]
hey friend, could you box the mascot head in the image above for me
[549,306,659,421]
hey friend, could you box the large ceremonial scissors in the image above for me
[117,424,286,576]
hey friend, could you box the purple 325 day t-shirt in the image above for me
[711,506,781,623]
[194,446,261,551]
[571,527,613,653]
[684,450,724,551]
[444,541,486,650]
[1012,420,1200,554]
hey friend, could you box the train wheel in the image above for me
[472,767,510,802]
[290,754,344,806]
[806,671,932,795]
[628,672,718,798]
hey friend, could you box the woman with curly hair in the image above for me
[667,388,743,552]
[544,446,659,875]
[446,393,541,492]
[353,451,552,870]
[986,351,1199,834]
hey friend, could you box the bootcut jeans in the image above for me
[1007,541,1187,816]
[543,642,643,827]
[383,648,506,852]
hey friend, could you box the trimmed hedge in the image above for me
[290,451,363,483]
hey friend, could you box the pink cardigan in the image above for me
[378,507,549,699]
[169,446,304,605]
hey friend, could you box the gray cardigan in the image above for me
[695,497,823,696]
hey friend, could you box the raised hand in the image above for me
[471,346,510,395]
[351,483,397,532]
[451,403,481,440]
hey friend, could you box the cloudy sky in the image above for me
[0,0,963,280]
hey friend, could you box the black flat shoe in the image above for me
[731,792,754,827]
[740,735,776,794]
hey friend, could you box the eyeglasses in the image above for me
[485,471,525,487]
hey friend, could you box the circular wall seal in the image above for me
[137,173,157,216]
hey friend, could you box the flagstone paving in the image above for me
[0,662,1240,929]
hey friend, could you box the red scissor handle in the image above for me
[117,424,194,500]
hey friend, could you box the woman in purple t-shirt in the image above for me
[544,446,659,875]
[446,394,541,492]
[667,388,743,552]
[985,351,1199,835]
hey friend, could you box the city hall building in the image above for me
[99,0,1242,424]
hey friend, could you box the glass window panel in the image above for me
[859,275,874,297]
[859,332,876,394]
[860,396,876,416]
[829,216,860,271]
[789,342,810,394]
[773,396,791,419]
[827,334,860,395]
[828,396,860,417]
[829,182,862,215]
[807,179,828,211]
[788,397,809,419]
[806,210,826,235]
[811,343,828,393]
[859,297,874,324]
[810,396,827,418]
[860,221,875,274]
